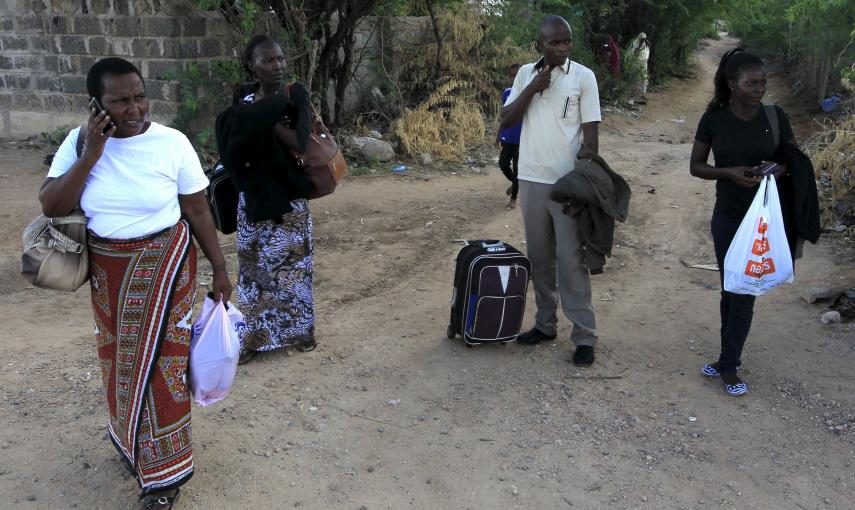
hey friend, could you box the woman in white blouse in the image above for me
[39,57,231,510]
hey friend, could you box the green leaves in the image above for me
[725,0,854,101]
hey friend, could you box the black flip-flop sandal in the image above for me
[295,338,317,352]
[238,347,257,365]
[141,488,180,509]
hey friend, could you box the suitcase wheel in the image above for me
[446,325,455,339]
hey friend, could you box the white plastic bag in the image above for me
[189,296,245,406]
[723,175,794,296]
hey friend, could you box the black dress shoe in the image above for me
[572,345,595,366]
[516,327,557,345]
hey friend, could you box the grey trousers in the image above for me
[519,179,597,346]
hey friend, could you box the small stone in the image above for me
[820,311,842,325]
[799,285,843,304]
[26,496,36,502]
[351,136,395,161]
[367,466,375,473]
[510,485,519,496]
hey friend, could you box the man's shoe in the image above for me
[572,345,595,366]
[516,327,557,345]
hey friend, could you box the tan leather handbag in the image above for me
[21,125,89,291]
[21,210,89,291]
[286,84,347,199]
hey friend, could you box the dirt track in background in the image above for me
[1,35,854,509]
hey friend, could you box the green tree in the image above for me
[726,0,855,103]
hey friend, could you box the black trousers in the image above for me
[710,209,756,374]
[499,142,519,199]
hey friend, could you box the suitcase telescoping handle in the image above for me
[479,240,506,253]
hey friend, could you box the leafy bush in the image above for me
[726,0,855,103]
[483,0,724,93]
[169,61,244,160]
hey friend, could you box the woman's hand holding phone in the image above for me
[759,160,788,179]
[729,166,762,188]
[744,161,787,179]
[83,100,117,160]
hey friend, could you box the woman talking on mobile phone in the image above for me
[38,57,231,509]
[689,48,818,397]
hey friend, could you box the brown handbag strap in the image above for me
[75,122,87,158]
[284,83,325,129]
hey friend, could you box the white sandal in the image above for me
[723,380,749,396]
[700,363,720,377]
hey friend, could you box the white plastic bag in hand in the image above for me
[723,175,794,296]
[189,296,245,406]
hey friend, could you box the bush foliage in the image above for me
[725,0,855,103]
[172,0,729,161]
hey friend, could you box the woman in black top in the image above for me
[216,35,317,364]
[689,49,794,396]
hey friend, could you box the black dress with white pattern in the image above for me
[235,92,314,351]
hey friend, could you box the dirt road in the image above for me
[1,35,853,509]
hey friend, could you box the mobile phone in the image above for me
[754,162,779,176]
[87,97,115,132]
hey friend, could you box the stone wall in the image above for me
[0,0,432,137]
[0,0,236,136]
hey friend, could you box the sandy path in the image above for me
[1,35,853,509]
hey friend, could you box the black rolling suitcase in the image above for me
[447,240,531,345]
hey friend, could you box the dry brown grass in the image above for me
[392,80,485,160]
[805,107,854,228]
[391,7,535,161]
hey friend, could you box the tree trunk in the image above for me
[817,54,831,105]
[810,51,819,92]
[333,24,356,127]
[309,0,381,124]
[426,0,443,83]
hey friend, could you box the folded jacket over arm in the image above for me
[215,82,313,223]
[776,142,820,257]
[550,155,631,275]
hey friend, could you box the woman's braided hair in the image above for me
[708,48,764,110]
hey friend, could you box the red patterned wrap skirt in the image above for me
[88,220,197,494]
